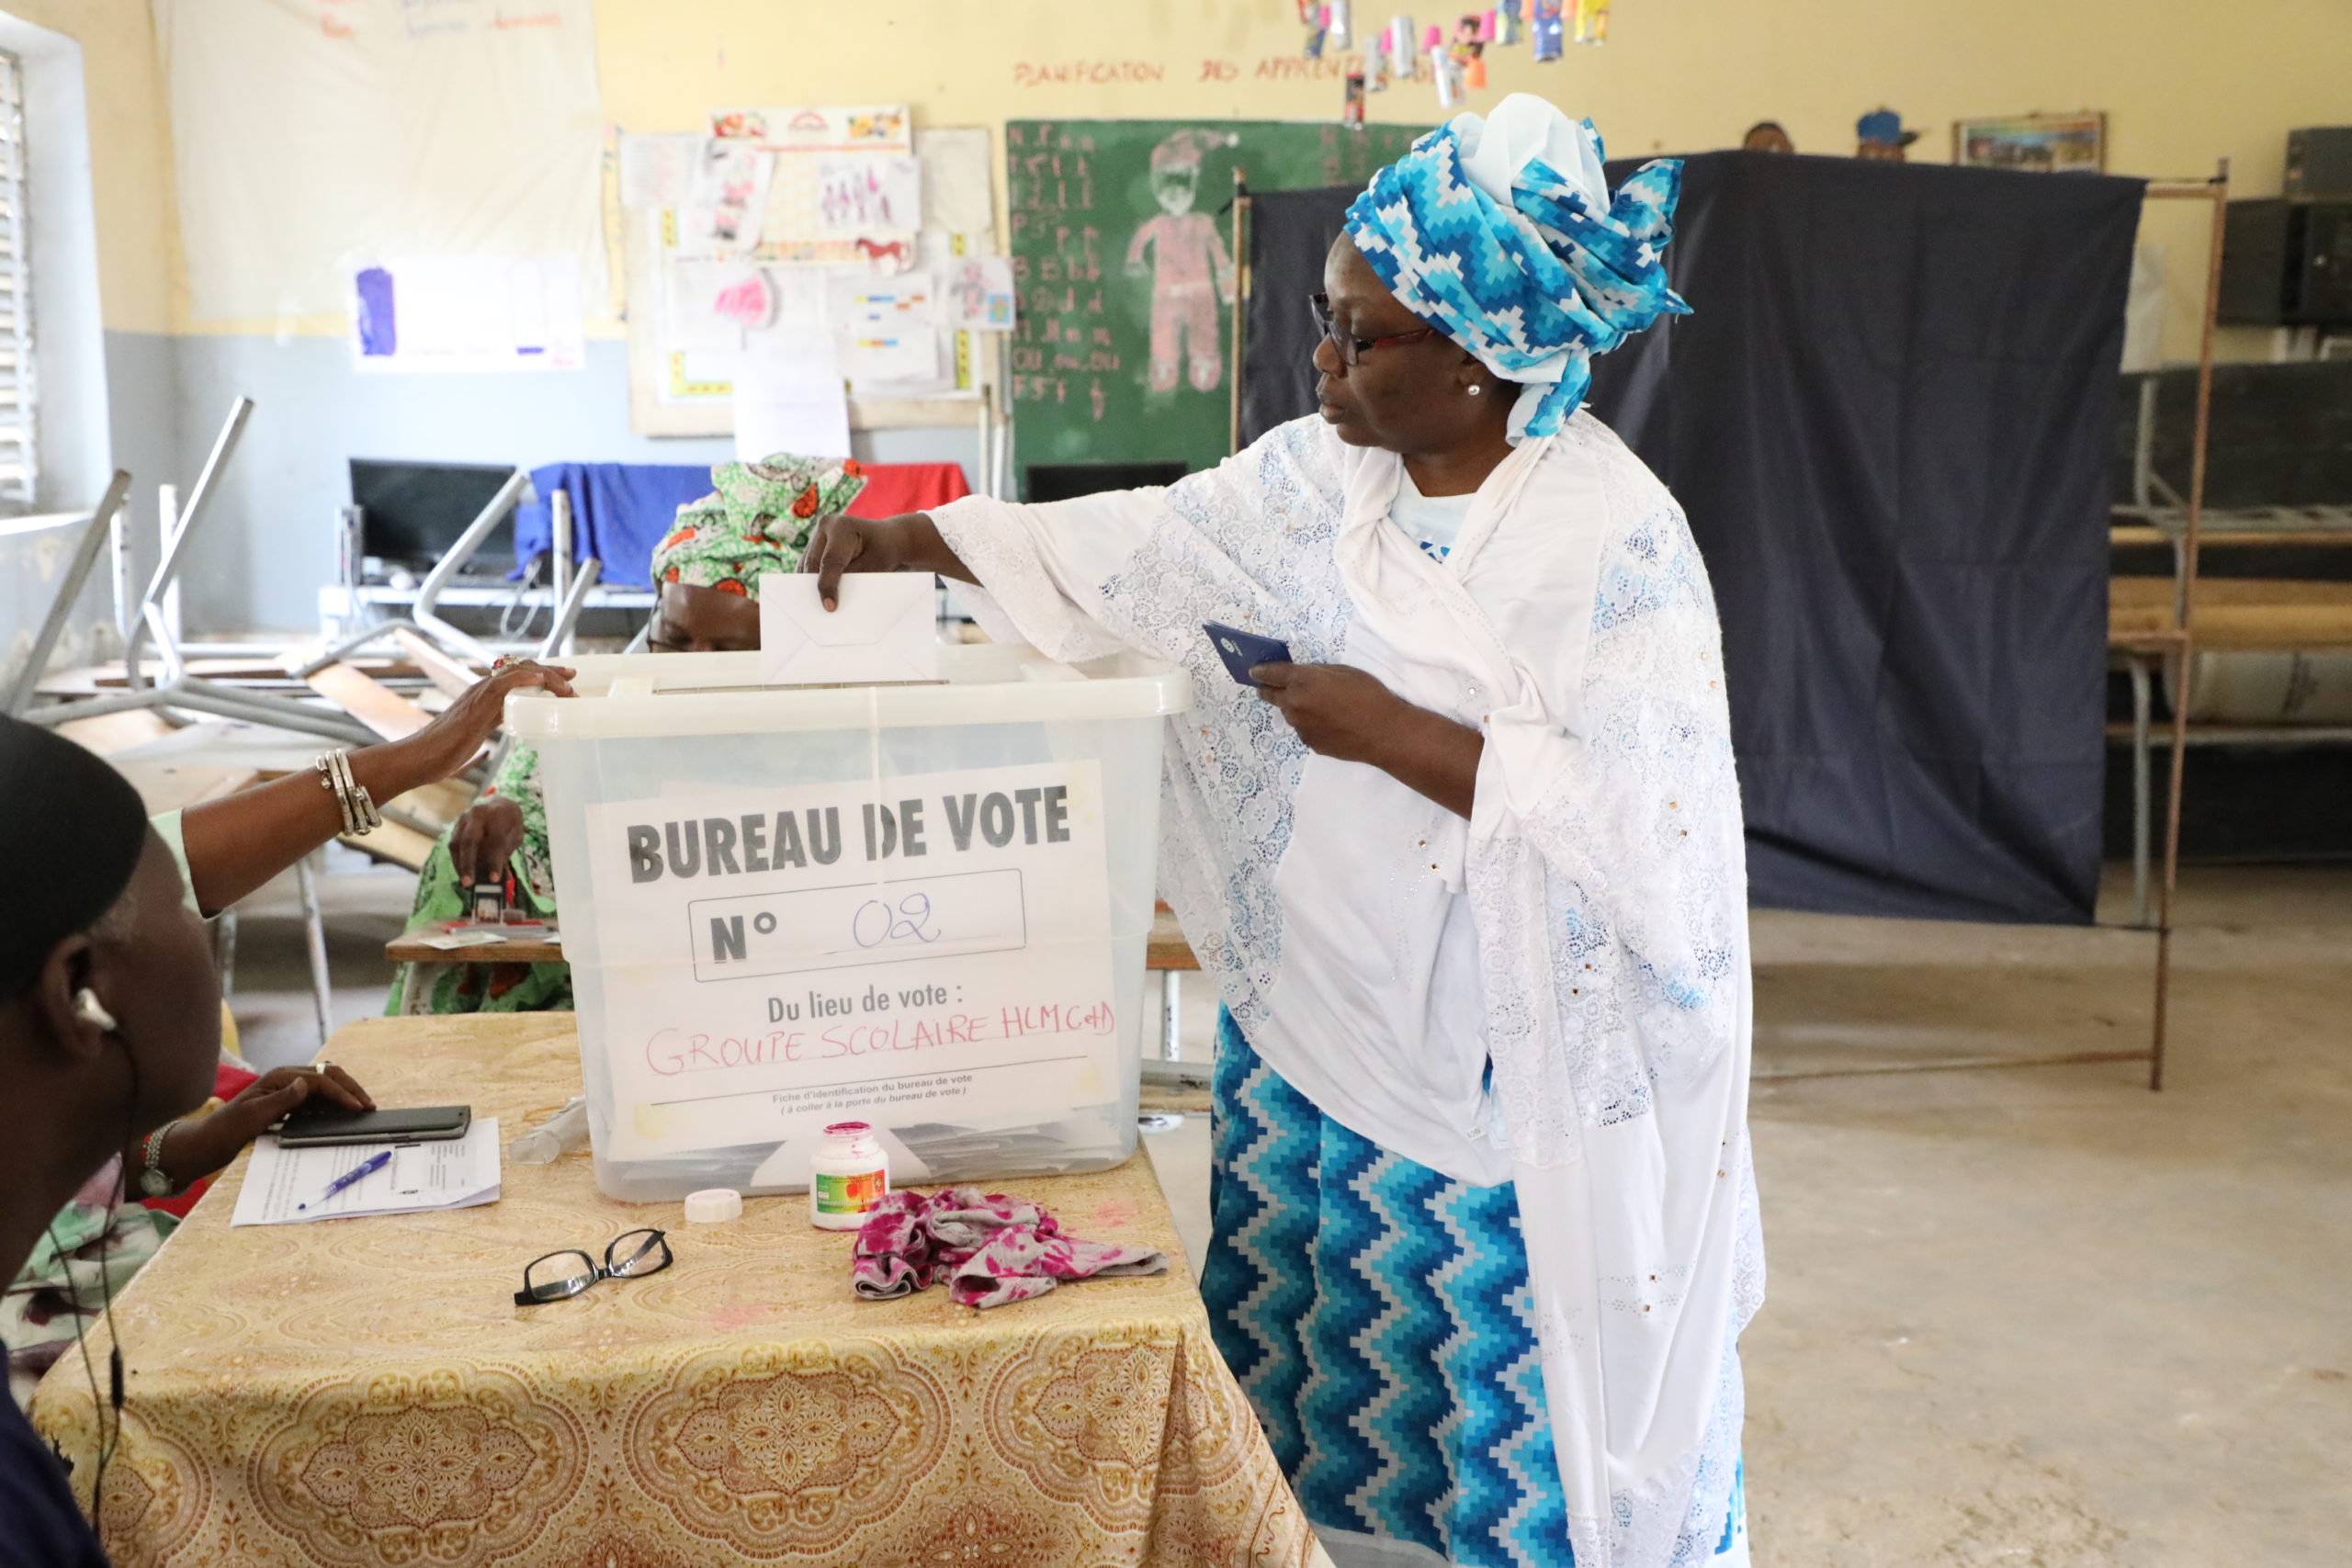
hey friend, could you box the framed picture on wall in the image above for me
[1952,112,2107,174]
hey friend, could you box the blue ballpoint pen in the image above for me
[299,1149,391,1212]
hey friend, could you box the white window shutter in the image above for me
[0,53,36,511]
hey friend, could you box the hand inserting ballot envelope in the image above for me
[758,573,941,686]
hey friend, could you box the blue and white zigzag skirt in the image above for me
[1203,1010,1749,1568]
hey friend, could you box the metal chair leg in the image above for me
[1160,969,1182,1061]
[2130,655,2153,928]
[213,907,238,999]
[296,851,334,1049]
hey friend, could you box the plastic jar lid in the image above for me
[683,1188,743,1224]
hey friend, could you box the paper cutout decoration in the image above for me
[1345,71,1368,127]
[664,260,764,352]
[712,271,775,331]
[1453,14,1488,90]
[1389,14,1419,76]
[1426,26,1464,107]
[1532,0,1564,59]
[1498,0,1523,46]
[1573,0,1610,43]
[946,255,1017,331]
[682,138,772,258]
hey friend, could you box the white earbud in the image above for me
[74,988,119,1032]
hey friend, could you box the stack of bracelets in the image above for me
[313,749,382,836]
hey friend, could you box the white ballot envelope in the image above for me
[759,572,941,685]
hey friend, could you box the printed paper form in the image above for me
[232,1118,501,1227]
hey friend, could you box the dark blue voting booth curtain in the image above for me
[1241,152,2143,923]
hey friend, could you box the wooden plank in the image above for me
[305,661,434,742]
[390,628,481,699]
[54,708,176,755]
[384,926,563,964]
[2111,577,2352,649]
[341,820,439,875]
[383,778,476,835]
[1148,908,1198,972]
[112,761,261,818]
[2112,525,2352,548]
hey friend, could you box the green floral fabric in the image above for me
[651,456,869,595]
[382,743,571,1016]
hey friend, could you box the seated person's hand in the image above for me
[157,1066,376,1188]
[448,796,528,886]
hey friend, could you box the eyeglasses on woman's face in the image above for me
[1311,292,1439,367]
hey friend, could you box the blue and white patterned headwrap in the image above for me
[1345,94,1690,443]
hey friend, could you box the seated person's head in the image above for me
[647,456,867,652]
[0,717,220,1261]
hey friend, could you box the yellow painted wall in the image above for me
[593,0,2352,361]
[7,0,176,333]
[44,0,2352,355]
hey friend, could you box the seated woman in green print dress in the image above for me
[386,456,868,1015]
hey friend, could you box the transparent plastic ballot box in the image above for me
[505,643,1193,1201]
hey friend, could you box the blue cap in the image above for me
[1857,108,1920,147]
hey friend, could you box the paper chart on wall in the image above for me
[817,155,922,235]
[944,255,1017,332]
[350,257,585,373]
[580,761,1118,1161]
[639,116,994,415]
[620,133,701,210]
[711,105,920,267]
[733,323,851,460]
[916,128,998,240]
[832,272,941,386]
[160,0,605,322]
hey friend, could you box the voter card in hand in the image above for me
[1204,622,1292,687]
[232,1117,502,1226]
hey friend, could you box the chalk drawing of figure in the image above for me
[1125,130,1238,393]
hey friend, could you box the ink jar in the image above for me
[809,1122,889,1230]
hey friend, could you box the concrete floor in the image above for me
[247,858,2351,1565]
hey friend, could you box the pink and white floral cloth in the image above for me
[851,1187,1169,1309]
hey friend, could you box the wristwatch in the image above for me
[138,1122,180,1199]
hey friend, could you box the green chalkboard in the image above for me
[1007,119,1427,495]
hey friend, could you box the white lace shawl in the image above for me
[931,413,1764,1568]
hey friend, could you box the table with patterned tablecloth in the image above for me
[32,1015,1321,1567]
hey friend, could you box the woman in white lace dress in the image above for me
[808,95,1764,1568]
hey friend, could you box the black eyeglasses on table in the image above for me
[1311,292,1438,365]
[515,1228,673,1306]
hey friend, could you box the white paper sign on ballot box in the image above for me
[582,759,1115,1162]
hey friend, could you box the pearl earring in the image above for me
[1466,383,1484,396]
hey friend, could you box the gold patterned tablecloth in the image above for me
[32,1016,1317,1567]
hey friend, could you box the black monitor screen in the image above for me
[1023,461,1189,503]
[350,458,518,571]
